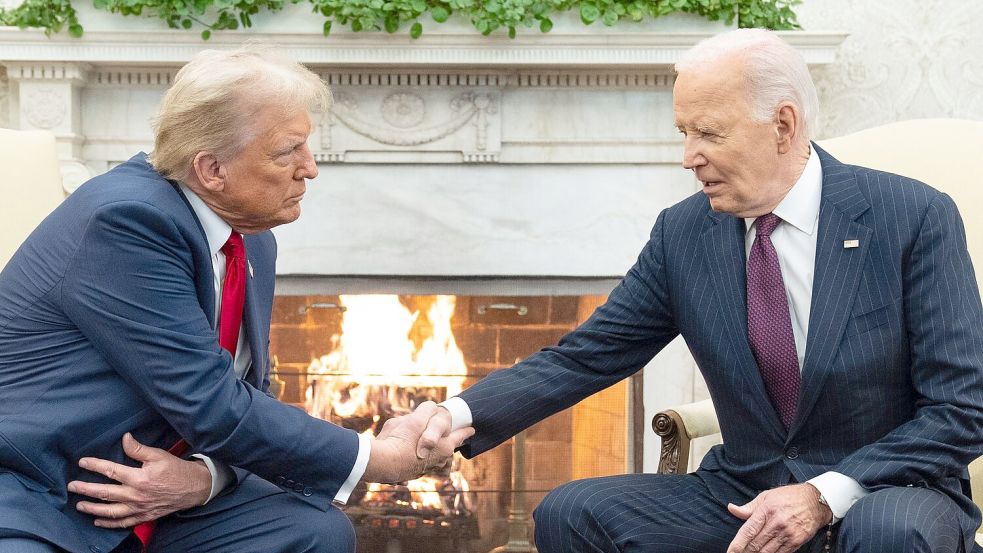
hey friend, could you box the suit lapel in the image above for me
[172,183,216,324]
[702,211,786,437]
[241,236,266,389]
[790,145,872,435]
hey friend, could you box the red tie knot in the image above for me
[222,232,244,259]
[755,213,782,237]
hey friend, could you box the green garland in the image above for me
[0,0,799,40]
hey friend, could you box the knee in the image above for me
[533,479,608,553]
[291,505,356,553]
[838,491,940,553]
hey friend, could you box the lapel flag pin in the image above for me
[248,260,254,278]
[843,239,860,249]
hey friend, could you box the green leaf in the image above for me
[201,29,211,39]
[181,17,192,27]
[384,12,398,31]
[579,2,599,24]
[322,19,332,34]
[431,5,449,22]
[538,16,551,32]
[508,24,515,38]
[68,23,83,37]
[410,0,425,11]
[410,20,422,37]
[601,8,616,25]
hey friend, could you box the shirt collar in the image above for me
[180,184,234,257]
[745,144,823,236]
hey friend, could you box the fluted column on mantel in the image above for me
[3,61,93,193]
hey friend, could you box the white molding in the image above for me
[0,27,847,68]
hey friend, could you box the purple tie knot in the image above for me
[755,213,781,237]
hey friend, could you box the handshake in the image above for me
[362,401,475,484]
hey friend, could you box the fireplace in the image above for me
[269,292,636,552]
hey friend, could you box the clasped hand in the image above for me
[363,401,473,483]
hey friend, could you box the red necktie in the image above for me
[133,231,246,550]
[746,213,800,429]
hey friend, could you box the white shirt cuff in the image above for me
[190,454,234,505]
[440,396,473,432]
[808,471,869,522]
[333,432,371,505]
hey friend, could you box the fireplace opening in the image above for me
[270,293,641,553]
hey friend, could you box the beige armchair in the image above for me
[0,128,65,268]
[652,119,983,544]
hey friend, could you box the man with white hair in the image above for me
[418,28,983,552]
[0,46,471,553]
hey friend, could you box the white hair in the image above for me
[150,43,331,183]
[675,28,819,138]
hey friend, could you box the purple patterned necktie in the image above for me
[747,213,800,429]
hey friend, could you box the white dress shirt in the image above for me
[181,186,369,505]
[443,146,868,522]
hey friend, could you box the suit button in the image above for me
[303,487,313,496]
[89,547,103,553]
[286,479,295,488]
[785,446,799,460]
[294,482,305,493]
[275,476,286,486]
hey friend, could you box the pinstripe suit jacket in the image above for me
[458,145,983,549]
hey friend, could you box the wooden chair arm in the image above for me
[652,398,719,475]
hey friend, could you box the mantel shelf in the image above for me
[0,26,847,68]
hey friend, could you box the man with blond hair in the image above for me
[0,46,471,553]
[419,28,983,553]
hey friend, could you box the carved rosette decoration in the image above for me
[381,93,425,128]
[24,87,67,129]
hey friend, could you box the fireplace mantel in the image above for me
[0,16,846,278]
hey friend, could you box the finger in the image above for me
[78,456,141,485]
[727,500,754,520]
[67,480,138,504]
[447,426,475,449]
[417,409,452,459]
[121,432,166,463]
[93,514,152,529]
[727,511,765,553]
[76,500,138,520]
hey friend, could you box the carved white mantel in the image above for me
[0,13,845,277]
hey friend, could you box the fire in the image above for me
[305,295,471,516]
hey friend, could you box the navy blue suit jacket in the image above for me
[459,145,983,550]
[0,155,359,553]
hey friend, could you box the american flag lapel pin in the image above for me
[843,239,860,249]
[248,260,254,278]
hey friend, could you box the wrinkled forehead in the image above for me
[672,61,751,125]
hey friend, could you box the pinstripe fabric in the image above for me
[458,145,983,551]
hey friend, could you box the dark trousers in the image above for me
[0,473,355,553]
[532,473,969,553]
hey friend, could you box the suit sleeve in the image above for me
[60,200,359,509]
[834,193,983,488]
[458,209,680,457]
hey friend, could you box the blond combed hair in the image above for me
[149,44,331,183]
[675,28,819,139]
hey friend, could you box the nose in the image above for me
[297,143,318,180]
[680,135,706,170]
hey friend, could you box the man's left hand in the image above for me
[67,433,212,528]
[726,483,832,553]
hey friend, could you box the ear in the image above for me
[191,152,227,193]
[774,102,798,154]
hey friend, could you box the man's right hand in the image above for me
[363,401,473,483]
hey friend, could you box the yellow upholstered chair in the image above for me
[0,128,66,267]
[652,119,983,545]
